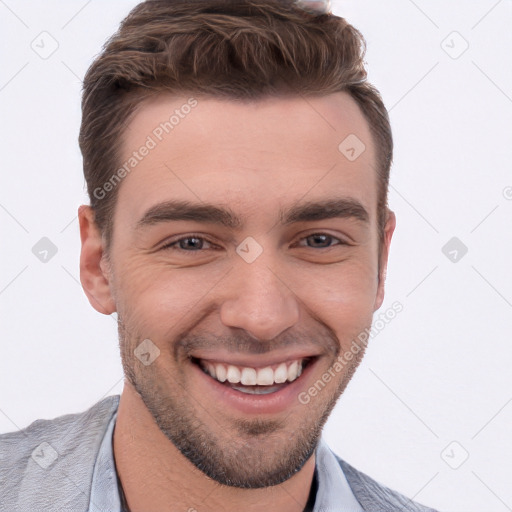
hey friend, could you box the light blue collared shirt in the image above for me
[89,411,363,512]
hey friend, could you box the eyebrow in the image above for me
[134,197,369,232]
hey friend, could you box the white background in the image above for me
[1,1,511,511]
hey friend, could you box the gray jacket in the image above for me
[0,395,438,511]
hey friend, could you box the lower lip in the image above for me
[190,357,318,415]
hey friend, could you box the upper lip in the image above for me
[190,350,320,369]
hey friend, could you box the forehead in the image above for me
[116,92,378,229]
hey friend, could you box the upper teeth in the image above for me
[199,359,306,385]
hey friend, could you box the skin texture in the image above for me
[78,91,396,512]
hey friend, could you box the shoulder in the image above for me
[334,454,440,512]
[0,395,120,511]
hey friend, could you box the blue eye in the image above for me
[161,235,214,252]
[161,232,345,252]
[296,233,343,249]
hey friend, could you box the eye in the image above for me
[160,234,216,252]
[294,233,345,249]
[160,232,347,253]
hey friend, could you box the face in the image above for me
[80,92,395,489]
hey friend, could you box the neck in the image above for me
[113,382,316,512]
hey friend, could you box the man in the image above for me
[0,1,439,511]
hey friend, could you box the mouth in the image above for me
[190,356,317,396]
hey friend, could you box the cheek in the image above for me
[298,256,378,306]
[114,259,218,335]
[114,248,378,338]
[294,259,378,342]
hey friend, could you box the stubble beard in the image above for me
[117,313,366,489]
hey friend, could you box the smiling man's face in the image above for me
[80,91,395,489]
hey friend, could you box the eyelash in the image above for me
[160,232,347,252]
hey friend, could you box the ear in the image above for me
[373,209,396,311]
[78,205,116,315]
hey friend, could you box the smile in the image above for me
[191,357,315,395]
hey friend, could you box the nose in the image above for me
[219,255,300,341]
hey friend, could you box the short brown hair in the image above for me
[79,0,392,254]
